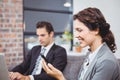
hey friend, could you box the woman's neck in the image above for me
[90,37,102,52]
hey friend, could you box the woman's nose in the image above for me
[74,33,80,38]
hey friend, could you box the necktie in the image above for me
[32,47,46,75]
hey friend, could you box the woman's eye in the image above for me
[77,29,82,32]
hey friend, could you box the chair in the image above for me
[63,55,85,80]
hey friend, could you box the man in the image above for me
[9,21,67,80]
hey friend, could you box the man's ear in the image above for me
[50,31,54,37]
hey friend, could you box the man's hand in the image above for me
[9,72,30,80]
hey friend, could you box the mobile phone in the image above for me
[41,54,48,64]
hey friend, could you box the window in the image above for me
[23,0,73,54]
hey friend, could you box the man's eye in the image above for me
[37,34,45,37]
[41,34,45,36]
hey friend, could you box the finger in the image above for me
[9,72,14,80]
[16,75,21,80]
[9,73,17,80]
[42,59,53,74]
[9,72,12,77]
[42,59,47,71]
[15,72,23,80]
[42,59,46,65]
[9,72,13,80]
[48,63,58,71]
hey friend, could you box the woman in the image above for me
[42,7,120,80]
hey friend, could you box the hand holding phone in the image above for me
[41,54,48,64]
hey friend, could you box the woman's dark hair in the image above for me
[36,21,54,34]
[74,7,117,53]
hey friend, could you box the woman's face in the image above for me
[74,19,97,48]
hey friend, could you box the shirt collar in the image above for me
[41,42,54,51]
[88,43,104,63]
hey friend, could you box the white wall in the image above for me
[73,0,120,56]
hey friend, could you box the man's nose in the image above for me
[38,36,42,40]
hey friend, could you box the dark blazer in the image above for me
[12,44,67,80]
[79,43,120,80]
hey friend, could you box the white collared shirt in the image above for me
[42,42,54,57]
[29,42,54,80]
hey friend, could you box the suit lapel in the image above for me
[83,43,108,80]
[78,52,89,79]
[30,46,41,73]
[33,46,41,64]
[46,44,56,59]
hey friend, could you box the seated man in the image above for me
[9,21,67,80]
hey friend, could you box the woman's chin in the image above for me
[80,44,87,48]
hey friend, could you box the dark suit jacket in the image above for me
[12,44,67,80]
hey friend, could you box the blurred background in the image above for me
[0,0,120,69]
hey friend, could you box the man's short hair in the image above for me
[36,21,54,34]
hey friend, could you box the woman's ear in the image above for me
[94,28,99,35]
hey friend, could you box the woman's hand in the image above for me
[42,59,66,80]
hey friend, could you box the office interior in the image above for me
[0,0,120,70]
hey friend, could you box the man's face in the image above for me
[36,27,53,47]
